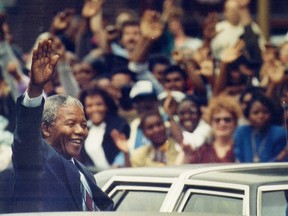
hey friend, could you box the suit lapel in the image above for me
[64,159,82,210]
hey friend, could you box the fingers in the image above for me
[49,54,60,72]
[32,39,59,73]
[234,39,245,51]
[34,39,52,60]
[142,10,161,23]
[32,48,37,63]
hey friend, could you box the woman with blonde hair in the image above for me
[182,94,242,163]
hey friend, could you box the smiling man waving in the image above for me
[12,39,113,212]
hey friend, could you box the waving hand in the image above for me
[28,39,59,97]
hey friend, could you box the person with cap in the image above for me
[110,92,185,167]
[127,80,161,151]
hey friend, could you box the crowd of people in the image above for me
[0,0,288,175]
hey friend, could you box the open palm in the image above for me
[140,10,164,40]
[30,39,59,88]
[220,40,245,64]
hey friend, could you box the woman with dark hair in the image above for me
[234,93,287,162]
[238,86,265,125]
[177,96,212,150]
[78,83,130,172]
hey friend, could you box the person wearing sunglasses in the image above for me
[182,94,242,163]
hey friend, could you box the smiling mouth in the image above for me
[183,121,193,126]
[69,139,84,146]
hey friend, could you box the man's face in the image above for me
[110,73,133,100]
[167,18,182,35]
[72,62,95,88]
[44,105,88,159]
[178,100,200,133]
[142,114,167,148]
[152,63,168,84]
[224,0,241,26]
[120,25,141,53]
[164,71,186,92]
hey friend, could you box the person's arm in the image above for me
[264,61,285,99]
[54,39,80,98]
[6,61,29,95]
[75,0,104,59]
[129,10,164,63]
[213,40,245,96]
[183,60,206,95]
[238,0,253,26]
[128,10,165,95]
[275,146,288,162]
[0,40,27,101]
[162,92,183,145]
[88,0,115,53]
[160,0,176,23]
[28,40,59,98]
[13,39,59,178]
[49,9,74,35]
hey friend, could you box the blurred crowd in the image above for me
[0,0,288,173]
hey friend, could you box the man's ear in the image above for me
[41,122,51,138]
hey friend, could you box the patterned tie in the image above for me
[71,159,100,211]
[80,182,99,211]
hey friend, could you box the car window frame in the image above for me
[110,185,170,211]
[177,188,244,214]
[101,175,177,211]
[102,176,176,192]
[162,179,250,215]
[257,184,288,216]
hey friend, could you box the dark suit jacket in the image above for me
[11,96,114,212]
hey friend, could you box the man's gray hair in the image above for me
[42,94,84,125]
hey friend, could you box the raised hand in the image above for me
[110,129,129,154]
[28,39,59,97]
[199,59,214,78]
[51,12,69,33]
[140,10,164,41]
[171,50,184,65]
[162,91,175,117]
[82,0,104,18]
[238,0,251,7]
[161,0,176,22]
[267,61,285,84]
[220,39,245,64]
